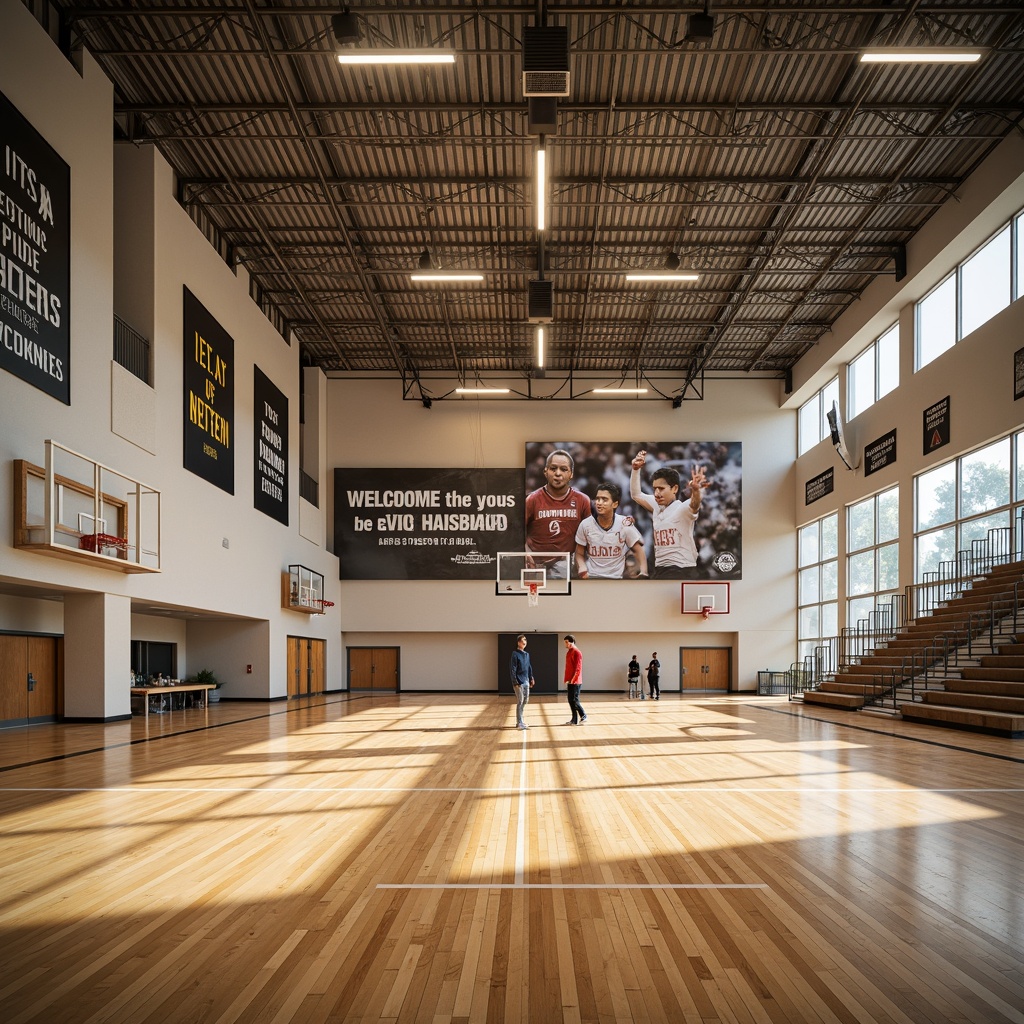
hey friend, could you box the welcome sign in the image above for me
[0,91,71,404]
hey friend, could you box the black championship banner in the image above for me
[805,467,834,505]
[183,287,234,493]
[923,397,950,455]
[335,468,525,579]
[0,91,71,404]
[864,428,897,477]
[254,365,288,525]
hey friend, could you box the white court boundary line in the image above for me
[515,729,528,884]
[3,786,1022,794]
[377,883,768,890]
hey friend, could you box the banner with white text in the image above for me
[1,90,71,404]
[253,365,288,525]
[334,468,524,579]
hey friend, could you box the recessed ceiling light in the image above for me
[859,47,984,64]
[455,387,510,395]
[593,387,648,395]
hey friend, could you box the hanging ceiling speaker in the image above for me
[522,26,570,97]
[528,280,554,322]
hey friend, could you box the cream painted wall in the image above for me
[787,132,1024,406]
[328,377,797,690]
[343,629,746,695]
[791,135,1024,617]
[0,3,342,715]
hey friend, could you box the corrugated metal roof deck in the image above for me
[45,0,1024,399]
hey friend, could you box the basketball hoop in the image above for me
[528,583,539,607]
[701,605,712,620]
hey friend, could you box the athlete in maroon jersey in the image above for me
[525,449,591,575]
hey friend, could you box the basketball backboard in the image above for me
[681,581,730,617]
[496,551,572,596]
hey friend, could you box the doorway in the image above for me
[0,634,63,727]
[348,647,400,692]
[680,647,731,692]
[287,636,326,696]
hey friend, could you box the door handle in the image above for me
[27,673,37,691]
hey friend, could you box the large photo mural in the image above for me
[525,441,742,580]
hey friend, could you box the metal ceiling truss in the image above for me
[42,0,1024,399]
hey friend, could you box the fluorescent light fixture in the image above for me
[338,50,456,65]
[624,272,700,282]
[535,326,545,369]
[859,47,983,64]
[536,147,547,231]
[593,387,648,395]
[455,387,510,395]
[410,272,485,282]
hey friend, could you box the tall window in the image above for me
[847,487,899,629]
[798,513,838,662]
[798,377,839,455]
[848,324,898,419]
[960,225,1011,338]
[916,273,956,370]
[916,212,1022,372]
[915,436,1014,581]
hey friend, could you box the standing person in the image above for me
[509,634,535,730]
[628,654,642,700]
[574,482,649,580]
[629,450,710,579]
[563,634,586,725]
[525,449,591,578]
[647,653,661,700]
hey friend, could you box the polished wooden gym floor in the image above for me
[0,692,1021,1023]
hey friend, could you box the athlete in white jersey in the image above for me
[574,482,648,579]
[630,451,709,579]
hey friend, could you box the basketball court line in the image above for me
[377,883,769,890]
[3,785,1021,794]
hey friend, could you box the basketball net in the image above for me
[528,583,539,607]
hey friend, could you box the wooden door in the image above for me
[370,647,398,691]
[27,636,58,718]
[704,648,730,690]
[681,648,706,692]
[0,634,61,725]
[681,647,731,692]
[309,639,325,693]
[287,636,310,696]
[348,647,399,691]
[0,635,28,722]
[288,636,326,696]
[349,648,374,689]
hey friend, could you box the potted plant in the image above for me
[194,668,221,703]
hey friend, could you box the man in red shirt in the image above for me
[563,634,586,725]
[525,449,590,578]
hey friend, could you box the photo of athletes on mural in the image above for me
[525,441,742,581]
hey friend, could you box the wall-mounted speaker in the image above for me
[894,244,907,282]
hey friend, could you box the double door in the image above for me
[0,634,62,726]
[287,636,326,696]
[348,647,399,691]
[680,647,731,692]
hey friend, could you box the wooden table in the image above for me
[130,684,216,716]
